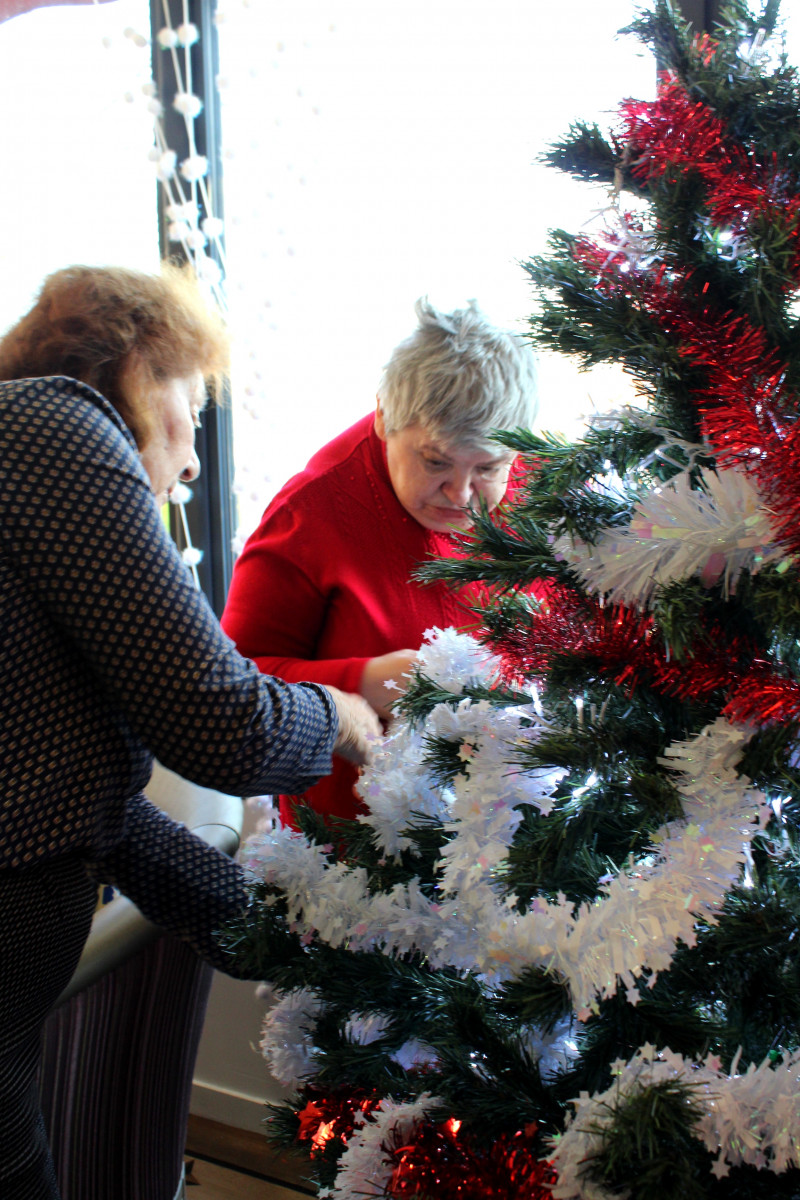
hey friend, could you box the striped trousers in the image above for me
[0,856,96,1200]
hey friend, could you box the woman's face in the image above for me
[375,407,515,533]
[138,371,206,505]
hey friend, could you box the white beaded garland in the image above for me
[173,92,203,119]
[179,154,208,181]
[176,22,200,47]
[155,150,177,180]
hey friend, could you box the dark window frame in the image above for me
[676,0,722,31]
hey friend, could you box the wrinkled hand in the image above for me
[359,649,419,721]
[326,686,382,765]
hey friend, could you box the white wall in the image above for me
[191,800,285,1133]
[191,972,281,1133]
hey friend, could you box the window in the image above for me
[215,0,655,547]
[0,0,158,333]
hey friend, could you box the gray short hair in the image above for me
[377,297,537,446]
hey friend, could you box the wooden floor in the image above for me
[185,1156,313,1199]
[185,1115,316,1200]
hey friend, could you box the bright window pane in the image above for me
[217,0,654,544]
[0,0,158,336]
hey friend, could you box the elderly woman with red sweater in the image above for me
[221,298,538,826]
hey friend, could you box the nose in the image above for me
[180,450,201,484]
[441,471,473,508]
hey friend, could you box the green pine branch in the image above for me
[583,1076,712,1200]
[541,120,647,194]
[413,515,575,592]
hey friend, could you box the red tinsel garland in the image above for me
[513,41,800,727]
[295,1088,379,1155]
[619,77,800,270]
[693,31,720,69]
[520,215,800,726]
[294,1090,557,1200]
[622,77,747,194]
[663,302,800,561]
[569,229,800,568]
[490,583,754,708]
[388,1120,557,1200]
[724,664,800,725]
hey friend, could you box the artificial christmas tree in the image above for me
[226,2,800,1195]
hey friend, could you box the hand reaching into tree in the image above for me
[325,686,382,765]
[359,649,419,721]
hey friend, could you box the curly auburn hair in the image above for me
[0,262,229,447]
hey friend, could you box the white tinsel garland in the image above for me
[344,1013,391,1045]
[242,634,768,1018]
[518,1015,580,1081]
[259,1001,440,1089]
[585,200,659,276]
[549,1044,800,1198]
[355,720,450,857]
[355,627,513,856]
[558,462,789,608]
[243,630,774,1195]
[259,987,324,1089]
[342,1014,438,1070]
[317,1094,442,1200]
[417,624,501,692]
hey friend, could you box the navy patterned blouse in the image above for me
[0,377,337,966]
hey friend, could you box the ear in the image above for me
[374,399,387,442]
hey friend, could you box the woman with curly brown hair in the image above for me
[0,263,378,1200]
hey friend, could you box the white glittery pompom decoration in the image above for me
[177,22,200,46]
[165,201,197,223]
[124,27,148,48]
[169,482,193,506]
[194,254,222,285]
[344,1013,390,1045]
[201,216,224,238]
[167,220,191,242]
[180,154,208,181]
[417,625,499,693]
[156,27,179,49]
[173,92,203,119]
[155,150,177,181]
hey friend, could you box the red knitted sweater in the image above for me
[221,414,489,824]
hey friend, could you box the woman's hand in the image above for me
[326,686,383,765]
[359,650,419,721]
